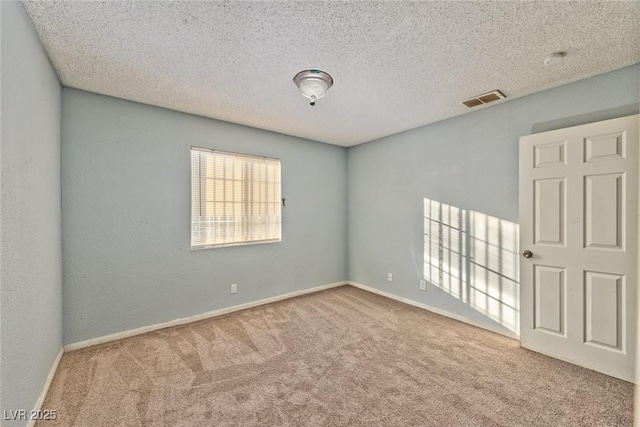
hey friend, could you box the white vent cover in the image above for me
[462,90,507,108]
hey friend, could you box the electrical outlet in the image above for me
[230,283,237,294]
[387,273,393,282]
[420,280,426,291]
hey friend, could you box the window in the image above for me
[191,147,281,249]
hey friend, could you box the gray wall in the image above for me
[347,65,639,337]
[61,89,347,345]
[0,1,62,425]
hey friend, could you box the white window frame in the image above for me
[191,147,282,249]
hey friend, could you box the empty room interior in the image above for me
[2,0,640,426]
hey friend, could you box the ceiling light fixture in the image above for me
[293,69,333,106]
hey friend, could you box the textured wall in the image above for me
[0,1,62,425]
[347,65,639,337]
[61,89,347,345]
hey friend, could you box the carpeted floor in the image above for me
[39,285,632,426]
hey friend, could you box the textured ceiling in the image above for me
[23,1,640,147]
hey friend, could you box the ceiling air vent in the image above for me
[462,90,506,108]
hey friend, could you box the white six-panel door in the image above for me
[519,115,639,382]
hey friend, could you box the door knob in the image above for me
[522,250,533,258]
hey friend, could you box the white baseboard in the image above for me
[65,281,348,351]
[27,347,63,427]
[347,282,519,340]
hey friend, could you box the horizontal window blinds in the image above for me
[191,148,281,248]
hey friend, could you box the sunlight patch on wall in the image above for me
[423,199,520,333]
[469,211,520,332]
[423,199,467,302]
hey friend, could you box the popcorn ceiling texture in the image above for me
[23,1,640,146]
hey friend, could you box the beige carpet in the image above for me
[39,286,632,426]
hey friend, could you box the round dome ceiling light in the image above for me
[293,69,333,106]
[543,52,567,67]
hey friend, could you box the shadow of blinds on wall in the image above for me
[191,148,281,249]
[424,199,520,333]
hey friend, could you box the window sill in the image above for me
[190,238,282,250]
